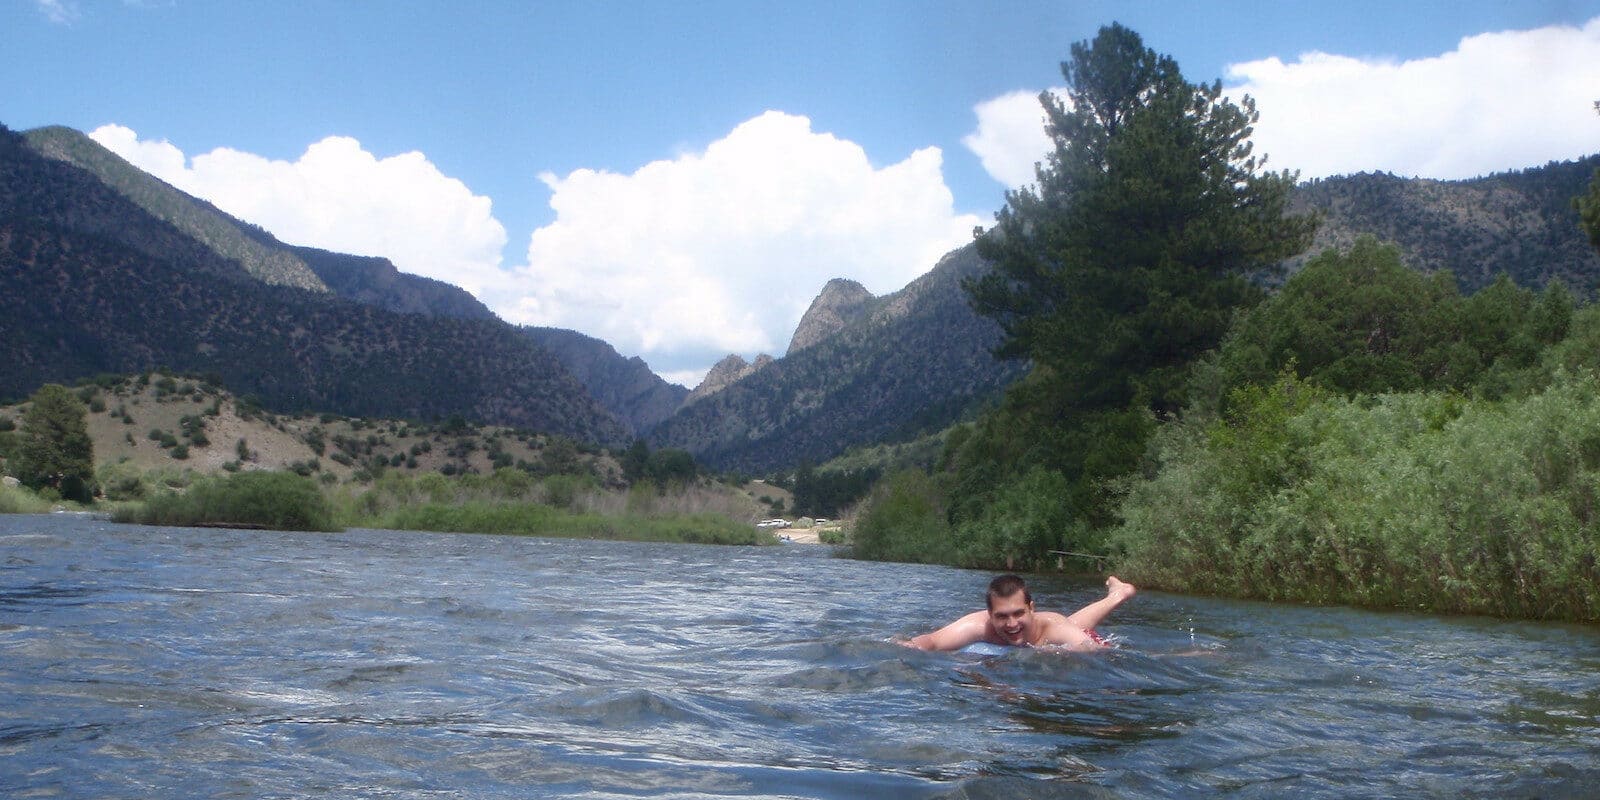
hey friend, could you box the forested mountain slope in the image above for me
[23,126,329,292]
[1295,156,1600,292]
[649,243,1027,472]
[521,326,690,435]
[0,123,628,444]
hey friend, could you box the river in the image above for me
[3,514,1598,798]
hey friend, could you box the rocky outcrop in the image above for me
[684,352,774,407]
[787,278,873,354]
[649,242,1029,472]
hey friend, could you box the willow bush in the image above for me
[1111,370,1600,620]
[848,469,954,564]
[117,470,338,532]
[952,467,1084,571]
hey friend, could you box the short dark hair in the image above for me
[986,574,1032,610]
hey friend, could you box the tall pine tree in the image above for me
[943,24,1318,539]
[965,23,1317,417]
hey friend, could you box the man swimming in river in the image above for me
[904,574,1137,652]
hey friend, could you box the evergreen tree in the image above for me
[966,23,1317,416]
[16,384,95,502]
[1577,101,1600,254]
[944,23,1318,539]
[1578,168,1600,255]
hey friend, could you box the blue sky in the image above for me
[6,1,1600,386]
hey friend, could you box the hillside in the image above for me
[14,374,611,483]
[0,373,798,530]
[521,326,689,436]
[23,126,329,292]
[0,123,628,445]
[292,245,499,321]
[649,243,1027,473]
[1294,156,1600,292]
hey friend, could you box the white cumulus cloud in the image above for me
[965,17,1600,187]
[498,110,983,386]
[961,89,1061,190]
[1226,17,1600,180]
[88,125,509,296]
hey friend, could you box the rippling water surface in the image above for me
[4,514,1600,798]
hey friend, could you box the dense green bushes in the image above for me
[849,470,953,564]
[1111,370,1600,619]
[115,470,338,531]
[85,465,776,546]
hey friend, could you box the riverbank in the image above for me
[84,468,782,546]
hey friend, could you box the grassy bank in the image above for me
[0,481,56,514]
[367,502,773,545]
[334,470,778,545]
[91,466,778,545]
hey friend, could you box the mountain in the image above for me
[9,120,1597,474]
[22,126,329,292]
[520,326,689,435]
[649,243,1028,473]
[26,126,501,323]
[0,123,628,444]
[290,246,498,321]
[684,353,776,407]
[787,278,873,353]
[1293,157,1600,292]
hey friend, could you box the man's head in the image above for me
[986,574,1035,645]
[986,574,1032,610]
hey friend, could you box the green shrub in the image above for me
[97,461,148,501]
[117,471,338,531]
[952,467,1083,570]
[543,473,592,510]
[849,469,953,564]
[1111,370,1600,620]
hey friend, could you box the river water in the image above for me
[3,514,1599,798]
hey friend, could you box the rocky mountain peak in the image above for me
[787,278,874,354]
[684,352,774,406]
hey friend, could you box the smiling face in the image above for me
[986,590,1035,646]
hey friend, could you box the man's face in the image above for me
[987,591,1033,645]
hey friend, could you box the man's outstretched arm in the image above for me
[903,611,987,651]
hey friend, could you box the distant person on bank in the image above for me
[904,574,1136,652]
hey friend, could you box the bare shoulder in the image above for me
[1035,611,1098,649]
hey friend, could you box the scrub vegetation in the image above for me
[114,470,339,532]
[93,465,778,543]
